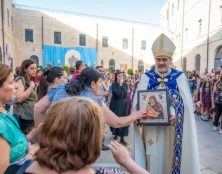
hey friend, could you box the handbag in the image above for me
[4,159,34,174]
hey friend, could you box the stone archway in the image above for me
[109,59,115,70]
[138,60,144,72]
[100,59,104,66]
[214,46,222,69]
[30,55,39,66]
[195,54,201,72]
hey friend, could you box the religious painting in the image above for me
[137,89,170,126]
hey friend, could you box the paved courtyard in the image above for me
[196,115,222,174]
[94,116,222,173]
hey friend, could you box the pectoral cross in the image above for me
[157,78,168,87]
[155,68,170,88]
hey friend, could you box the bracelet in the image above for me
[27,153,35,159]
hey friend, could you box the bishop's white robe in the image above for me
[133,71,200,174]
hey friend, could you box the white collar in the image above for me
[154,67,171,78]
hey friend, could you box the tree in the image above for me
[127,68,133,76]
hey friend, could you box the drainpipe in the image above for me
[96,23,98,52]
[41,16,44,49]
[180,0,185,69]
[41,16,44,66]
[132,27,134,71]
[96,23,98,65]
[206,0,212,71]
[1,0,5,63]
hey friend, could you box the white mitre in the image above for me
[151,33,176,59]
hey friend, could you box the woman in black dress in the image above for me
[110,70,129,146]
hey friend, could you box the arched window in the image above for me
[214,46,222,69]
[182,57,187,72]
[195,54,201,72]
[30,55,39,66]
[100,59,104,66]
[138,60,144,72]
[109,59,115,70]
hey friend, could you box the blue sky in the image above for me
[14,0,166,25]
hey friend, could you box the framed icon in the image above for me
[137,89,170,126]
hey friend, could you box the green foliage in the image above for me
[127,68,133,76]
[38,65,43,71]
[108,67,114,73]
[63,65,69,73]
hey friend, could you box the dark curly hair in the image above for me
[65,67,101,96]
[38,67,65,100]
[19,59,36,87]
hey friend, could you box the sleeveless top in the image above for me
[13,76,37,120]
[0,112,28,163]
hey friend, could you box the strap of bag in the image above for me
[15,76,28,90]
[16,159,34,174]
[4,159,34,174]
[14,76,26,114]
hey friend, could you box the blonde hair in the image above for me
[36,97,104,172]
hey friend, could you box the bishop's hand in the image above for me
[170,115,176,125]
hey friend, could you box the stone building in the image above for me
[1,1,161,72]
[160,0,222,73]
[0,0,14,66]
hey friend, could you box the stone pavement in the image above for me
[94,124,134,170]
[196,115,222,174]
[95,116,222,174]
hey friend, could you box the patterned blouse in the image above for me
[47,84,70,103]
[80,87,103,106]
[47,85,103,106]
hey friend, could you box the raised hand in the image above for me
[131,107,147,119]
[30,81,35,88]
[109,141,131,166]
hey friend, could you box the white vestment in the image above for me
[133,72,200,174]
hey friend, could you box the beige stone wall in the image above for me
[97,23,157,71]
[13,9,43,67]
[0,1,3,62]
[161,0,222,73]
[0,0,13,65]
[42,16,97,48]
[12,8,98,67]
[12,7,158,71]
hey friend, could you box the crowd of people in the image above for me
[0,33,222,174]
[0,60,149,174]
[186,67,222,133]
